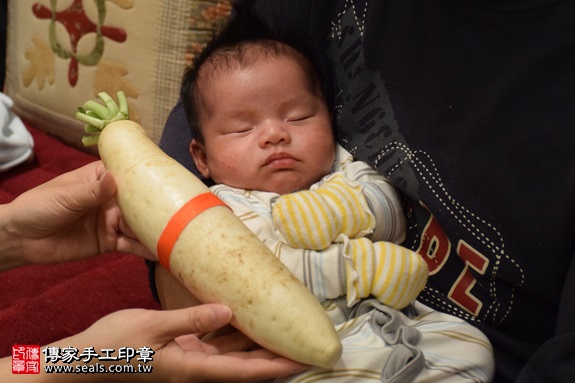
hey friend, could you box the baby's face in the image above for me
[191,55,335,194]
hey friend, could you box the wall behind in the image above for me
[1,0,7,90]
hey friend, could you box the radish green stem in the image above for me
[75,91,130,147]
[81,135,101,147]
[82,100,109,119]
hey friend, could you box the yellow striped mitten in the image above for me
[272,173,376,250]
[344,237,428,309]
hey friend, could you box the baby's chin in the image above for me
[260,181,313,195]
[263,173,327,195]
[221,173,317,195]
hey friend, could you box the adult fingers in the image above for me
[152,304,233,343]
[193,352,308,382]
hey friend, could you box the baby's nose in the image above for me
[259,121,290,146]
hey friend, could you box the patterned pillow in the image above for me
[4,0,230,150]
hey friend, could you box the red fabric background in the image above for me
[0,124,161,357]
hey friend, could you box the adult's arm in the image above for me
[0,161,150,272]
[0,304,306,382]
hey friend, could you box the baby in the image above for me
[155,30,494,382]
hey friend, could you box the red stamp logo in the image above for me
[12,345,40,374]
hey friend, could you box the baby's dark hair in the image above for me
[180,17,326,144]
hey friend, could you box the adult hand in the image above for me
[0,161,151,271]
[47,304,306,382]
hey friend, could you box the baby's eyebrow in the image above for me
[279,96,307,108]
[220,108,256,121]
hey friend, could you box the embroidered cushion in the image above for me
[4,0,230,150]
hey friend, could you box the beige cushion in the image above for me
[5,0,230,151]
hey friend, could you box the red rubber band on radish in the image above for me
[157,192,228,271]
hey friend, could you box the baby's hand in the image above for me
[272,173,375,250]
[344,238,428,308]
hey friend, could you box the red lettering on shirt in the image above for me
[416,211,489,316]
[416,214,450,275]
[448,240,489,316]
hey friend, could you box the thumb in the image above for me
[156,304,233,341]
[91,170,117,204]
[66,170,117,210]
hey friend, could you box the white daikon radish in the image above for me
[76,91,342,369]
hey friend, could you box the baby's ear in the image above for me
[190,139,210,179]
